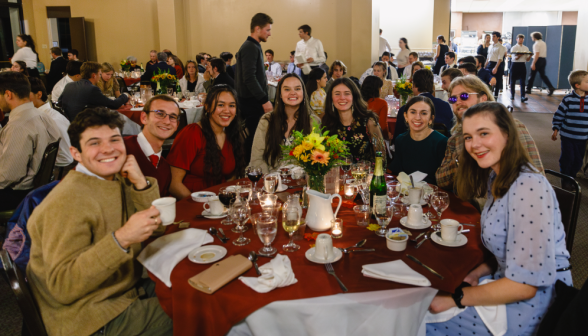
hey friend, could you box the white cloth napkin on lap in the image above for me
[137,228,213,287]
[362,260,431,287]
[239,255,298,293]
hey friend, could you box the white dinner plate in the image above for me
[262,184,288,193]
[191,191,216,202]
[399,216,432,230]
[431,232,468,247]
[400,196,427,206]
[305,247,343,264]
[188,245,227,264]
[202,209,228,219]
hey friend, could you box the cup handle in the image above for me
[458,224,463,233]
[203,203,210,211]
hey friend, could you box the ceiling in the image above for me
[451,0,585,12]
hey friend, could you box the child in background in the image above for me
[552,70,588,188]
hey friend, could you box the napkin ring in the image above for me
[451,282,471,309]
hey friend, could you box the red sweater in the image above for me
[124,135,171,197]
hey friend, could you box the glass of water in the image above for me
[254,213,277,257]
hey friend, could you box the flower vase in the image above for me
[401,95,408,106]
[156,82,165,95]
[307,174,326,193]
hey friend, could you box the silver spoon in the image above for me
[249,251,262,276]
[338,239,367,251]
[217,227,229,241]
[342,248,375,254]
[208,227,226,243]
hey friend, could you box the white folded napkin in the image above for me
[239,254,298,293]
[362,260,431,287]
[423,279,506,336]
[397,171,428,194]
[137,228,214,287]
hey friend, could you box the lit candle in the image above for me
[344,184,355,200]
[332,229,342,236]
[331,218,343,238]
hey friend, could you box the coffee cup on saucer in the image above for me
[152,197,176,225]
[407,204,427,226]
[314,233,335,261]
[440,219,463,242]
[203,196,225,216]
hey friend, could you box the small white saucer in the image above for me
[191,191,216,202]
[431,232,468,247]
[400,196,427,206]
[400,216,432,230]
[202,209,228,219]
[263,184,288,193]
[305,247,343,264]
[188,245,227,264]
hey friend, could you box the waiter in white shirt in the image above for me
[264,49,282,77]
[295,24,326,83]
[378,29,391,59]
[484,31,506,97]
[526,31,555,96]
[11,34,39,77]
[509,34,532,102]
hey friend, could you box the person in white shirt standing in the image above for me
[526,31,555,96]
[295,24,326,83]
[11,34,39,78]
[484,31,506,98]
[51,61,82,102]
[510,34,532,102]
[378,29,391,59]
[264,49,282,77]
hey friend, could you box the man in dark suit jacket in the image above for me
[59,61,129,121]
[46,47,68,93]
[203,58,235,92]
[196,53,209,73]
[140,52,177,91]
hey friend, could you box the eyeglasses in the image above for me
[448,92,479,104]
[147,110,179,122]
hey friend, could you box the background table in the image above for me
[124,77,141,86]
[150,177,484,336]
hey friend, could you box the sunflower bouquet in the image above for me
[281,123,350,192]
[120,60,131,72]
[394,75,413,105]
[151,69,177,94]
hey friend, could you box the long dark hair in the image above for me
[456,102,534,200]
[14,61,29,76]
[322,77,378,135]
[263,73,314,167]
[305,68,325,95]
[400,37,410,50]
[200,85,245,184]
[185,60,199,82]
[360,75,383,101]
[18,34,39,62]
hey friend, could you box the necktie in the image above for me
[149,154,159,168]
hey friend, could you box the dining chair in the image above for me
[544,170,581,254]
[0,250,48,336]
[116,76,128,95]
[433,123,450,137]
[33,139,61,189]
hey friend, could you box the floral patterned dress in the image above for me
[337,118,374,163]
[310,88,326,117]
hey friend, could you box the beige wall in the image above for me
[562,11,578,25]
[451,12,463,38]
[432,0,451,43]
[462,12,503,38]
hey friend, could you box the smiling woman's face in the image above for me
[281,76,303,107]
[463,113,508,174]
[208,91,237,129]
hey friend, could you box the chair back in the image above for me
[116,76,128,95]
[433,123,450,137]
[0,250,48,336]
[545,170,581,253]
[33,139,60,189]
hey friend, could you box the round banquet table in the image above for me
[124,77,141,86]
[150,176,485,336]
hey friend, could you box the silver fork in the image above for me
[325,263,348,292]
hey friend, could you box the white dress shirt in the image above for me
[379,36,392,57]
[510,44,530,63]
[51,75,74,102]
[287,62,302,76]
[12,47,37,68]
[487,43,506,63]
[295,37,326,66]
[75,163,104,180]
[38,102,73,166]
[403,64,413,79]
[136,131,161,168]
[268,62,282,77]
[533,40,547,58]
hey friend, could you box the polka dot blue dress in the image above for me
[427,168,572,336]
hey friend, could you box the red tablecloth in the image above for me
[387,117,397,138]
[124,77,141,86]
[151,177,484,336]
[118,105,142,125]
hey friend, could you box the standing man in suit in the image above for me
[235,13,273,165]
[140,52,177,91]
[203,58,235,92]
[46,47,68,93]
[60,61,129,121]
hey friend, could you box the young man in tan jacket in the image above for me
[26,107,172,336]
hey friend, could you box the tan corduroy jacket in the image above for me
[26,171,159,336]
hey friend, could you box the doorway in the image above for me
[47,6,87,61]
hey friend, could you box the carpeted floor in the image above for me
[0,87,586,335]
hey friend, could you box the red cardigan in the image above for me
[124,135,171,197]
[368,97,389,137]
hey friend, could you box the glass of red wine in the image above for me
[218,187,236,225]
[246,166,263,205]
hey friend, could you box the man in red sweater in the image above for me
[124,95,179,196]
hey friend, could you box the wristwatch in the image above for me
[136,179,151,191]
[452,282,471,308]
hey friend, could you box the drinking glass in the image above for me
[167,88,174,96]
[282,206,301,252]
[134,92,141,104]
[358,184,370,207]
[340,157,352,181]
[129,96,136,109]
[230,198,250,233]
[374,204,394,237]
[231,197,251,246]
[431,191,450,229]
[255,213,277,257]
[392,199,407,219]
[259,194,279,217]
[387,181,400,202]
[279,167,291,184]
[218,187,236,226]
[422,185,439,218]
[246,166,263,204]
[264,175,279,194]
[236,181,252,203]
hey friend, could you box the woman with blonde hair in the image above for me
[409,61,425,81]
[372,61,394,98]
[97,62,121,98]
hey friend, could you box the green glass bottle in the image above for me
[176,81,182,99]
[140,63,144,71]
[369,152,387,214]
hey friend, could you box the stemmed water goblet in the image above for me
[387,181,400,203]
[236,181,252,204]
[231,197,251,246]
[340,157,352,181]
[374,203,394,237]
[282,206,301,252]
[422,185,438,218]
[254,213,278,257]
[430,191,450,229]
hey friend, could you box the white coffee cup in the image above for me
[407,204,427,226]
[203,196,225,216]
[440,219,463,242]
[314,233,335,261]
[152,197,176,225]
[408,187,423,204]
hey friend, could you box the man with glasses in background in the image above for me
[124,95,179,197]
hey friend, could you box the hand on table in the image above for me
[429,293,456,314]
[115,206,161,248]
[121,154,148,190]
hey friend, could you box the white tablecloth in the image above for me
[227,287,438,336]
[177,104,204,124]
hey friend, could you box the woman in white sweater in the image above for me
[12,34,39,77]
[179,60,205,96]
[395,37,411,78]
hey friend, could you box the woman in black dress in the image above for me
[433,35,449,75]
[476,34,490,60]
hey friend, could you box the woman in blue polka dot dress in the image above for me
[426,102,572,336]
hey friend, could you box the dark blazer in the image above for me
[392,92,454,143]
[213,72,234,88]
[226,64,235,79]
[198,64,206,73]
[46,56,68,93]
[59,79,129,121]
[235,36,268,104]
[141,61,177,90]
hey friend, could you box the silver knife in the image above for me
[415,230,433,249]
[406,254,444,280]
[217,228,229,242]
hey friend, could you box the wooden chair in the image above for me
[433,123,450,137]
[0,250,48,336]
[33,139,60,189]
[545,170,581,254]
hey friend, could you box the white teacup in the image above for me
[407,204,427,226]
[440,219,463,242]
[152,197,176,225]
[408,187,423,204]
[314,233,335,261]
[203,196,225,216]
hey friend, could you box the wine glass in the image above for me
[167,87,174,96]
[264,175,279,194]
[246,166,263,204]
[255,213,278,257]
[350,163,366,184]
[387,181,400,202]
[279,167,291,184]
[358,183,370,207]
[129,96,136,109]
[231,197,251,246]
[374,203,394,237]
[430,191,450,229]
[282,206,301,252]
[340,157,352,181]
[236,181,252,203]
[422,185,439,218]
[218,187,236,226]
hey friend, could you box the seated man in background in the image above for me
[439,51,457,73]
[458,62,478,76]
[46,47,68,93]
[440,67,463,92]
[146,50,158,69]
[26,107,171,336]
[203,58,235,92]
[124,95,179,196]
[67,49,80,61]
[265,49,282,77]
[29,77,73,168]
[60,61,129,121]
[402,52,419,79]
[141,52,177,91]
[286,50,302,76]
[473,55,496,87]
[0,72,61,211]
[51,60,82,102]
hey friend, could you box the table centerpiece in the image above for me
[394,75,413,106]
[151,69,177,94]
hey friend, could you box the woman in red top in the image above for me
[167,85,245,198]
[167,55,184,79]
[361,75,390,139]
